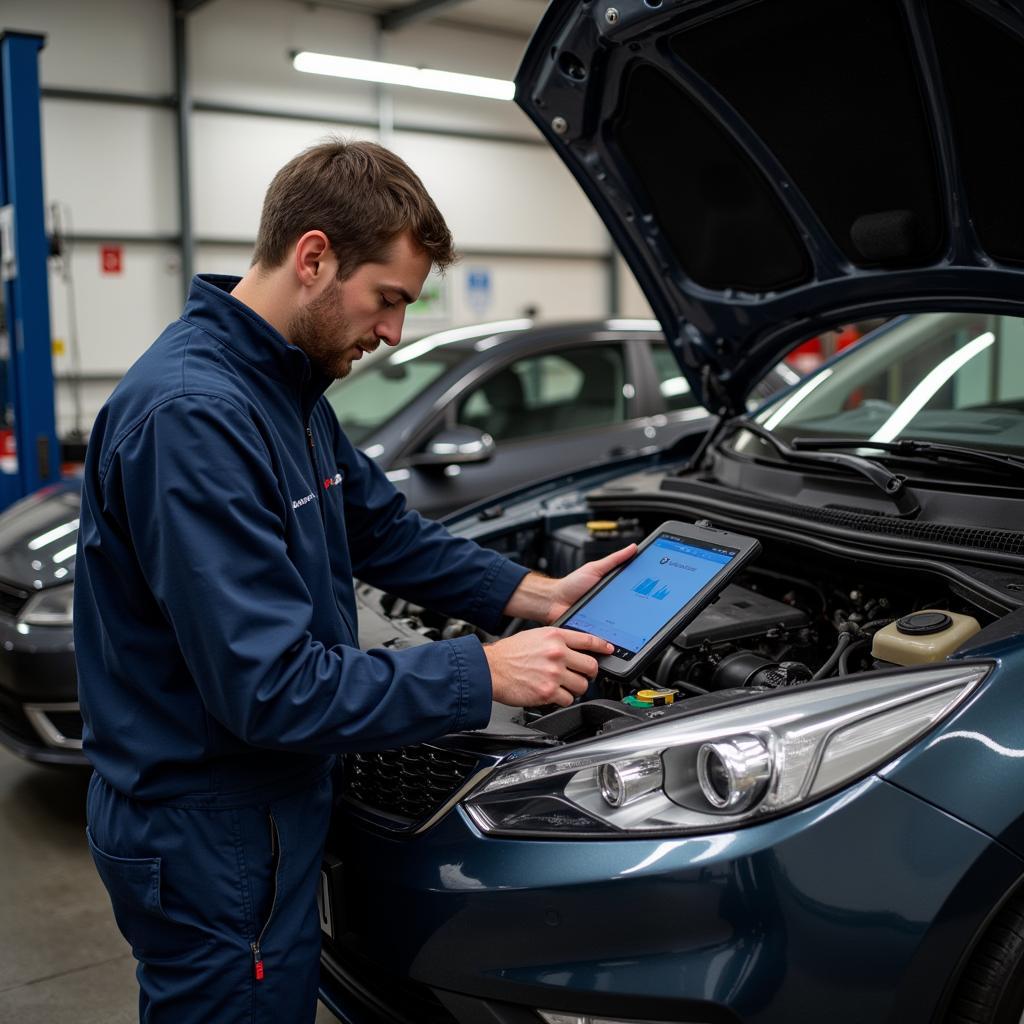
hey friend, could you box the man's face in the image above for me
[287,231,432,380]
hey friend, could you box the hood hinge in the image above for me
[701,363,741,418]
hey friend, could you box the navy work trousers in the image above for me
[86,769,333,1023]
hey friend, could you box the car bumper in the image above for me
[0,616,83,765]
[319,774,1023,1024]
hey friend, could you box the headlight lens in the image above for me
[696,736,772,812]
[20,583,75,626]
[464,663,988,837]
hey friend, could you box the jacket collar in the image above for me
[183,274,333,417]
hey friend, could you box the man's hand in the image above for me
[484,628,614,708]
[544,544,637,622]
[502,544,638,625]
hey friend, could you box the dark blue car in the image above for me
[318,1,1024,1022]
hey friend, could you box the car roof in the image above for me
[397,318,664,359]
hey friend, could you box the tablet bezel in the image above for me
[554,519,762,681]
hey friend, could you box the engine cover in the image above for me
[673,584,809,649]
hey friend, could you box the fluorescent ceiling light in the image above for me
[293,51,515,101]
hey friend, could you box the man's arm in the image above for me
[110,394,502,751]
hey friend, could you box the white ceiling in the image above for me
[299,0,549,38]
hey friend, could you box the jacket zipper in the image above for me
[251,813,280,982]
[306,426,327,528]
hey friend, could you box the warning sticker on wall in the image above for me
[100,244,123,275]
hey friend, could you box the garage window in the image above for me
[458,346,626,442]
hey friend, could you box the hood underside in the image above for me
[516,0,1024,413]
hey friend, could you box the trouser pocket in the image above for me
[250,812,280,983]
[86,826,188,962]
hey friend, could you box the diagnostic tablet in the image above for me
[556,520,762,680]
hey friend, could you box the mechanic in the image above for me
[74,139,633,1023]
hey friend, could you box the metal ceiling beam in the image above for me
[379,0,469,32]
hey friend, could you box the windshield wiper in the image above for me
[732,420,920,518]
[790,436,1024,477]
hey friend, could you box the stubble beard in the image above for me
[287,280,363,380]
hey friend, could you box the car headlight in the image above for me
[464,663,988,837]
[20,583,75,626]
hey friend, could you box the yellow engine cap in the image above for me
[586,520,620,533]
[635,688,676,705]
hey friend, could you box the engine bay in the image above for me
[356,511,1009,749]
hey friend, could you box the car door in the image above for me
[398,341,653,516]
[636,340,719,447]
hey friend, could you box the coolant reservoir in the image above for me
[871,610,980,666]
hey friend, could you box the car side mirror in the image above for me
[407,426,495,468]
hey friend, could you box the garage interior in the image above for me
[5,0,987,1022]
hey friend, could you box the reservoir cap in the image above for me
[896,611,953,635]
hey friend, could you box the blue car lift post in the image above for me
[0,31,59,511]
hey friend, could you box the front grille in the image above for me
[0,581,29,618]
[321,942,457,1024]
[341,744,481,824]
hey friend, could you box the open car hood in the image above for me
[516,0,1024,414]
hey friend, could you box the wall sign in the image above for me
[465,267,492,316]
[100,244,123,275]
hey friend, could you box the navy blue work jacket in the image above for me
[74,275,528,806]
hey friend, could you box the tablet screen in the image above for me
[562,532,739,659]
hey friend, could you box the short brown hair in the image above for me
[252,138,456,277]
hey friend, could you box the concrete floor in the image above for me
[0,746,339,1023]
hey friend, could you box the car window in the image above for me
[324,353,460,446]
[458,345,626,443]
[753,311,1024,453]
[650,343,698,411]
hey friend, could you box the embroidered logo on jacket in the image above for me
[292,492,316,510]
[323,472,343,490]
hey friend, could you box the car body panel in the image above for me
[882,633,1024,857]
[515,0,1024,413]
[0,480,81,588]
[323,774,1021,1023]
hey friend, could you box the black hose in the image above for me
[501,617,527,639]
[859,617,896,634]
[812,630,855,680]
[655,646,685,688]
[838,638,872,676]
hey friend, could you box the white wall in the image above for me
[0,0,647,438]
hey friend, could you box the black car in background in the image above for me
[326,317,796,518]
[0,318,797,765]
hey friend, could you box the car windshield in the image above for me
[324,350,463,446]
[751,311,1024,454]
